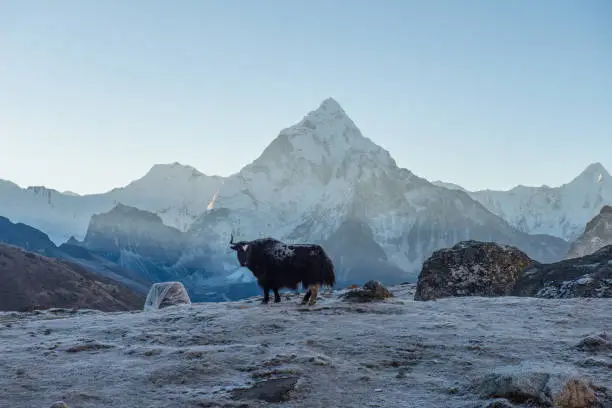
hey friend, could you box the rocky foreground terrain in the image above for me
[1,284,611,408]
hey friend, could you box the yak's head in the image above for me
[229,234,250,267]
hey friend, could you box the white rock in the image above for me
[143,281,191,310]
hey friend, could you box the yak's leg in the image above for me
[307,284,319,305]
[301,289,311,305]
[273,288,281,303]
[261,287,270,304]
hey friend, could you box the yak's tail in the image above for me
[298,245,336,290]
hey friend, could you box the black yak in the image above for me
[229,234,335,305]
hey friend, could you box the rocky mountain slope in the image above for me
[74,203,256,299]
[0,215,57,255]
[83,204,185,270]
[468,162,612,242]
[0,243,144,312]
[0,215,151,295]
[0,162,222,244]
[567,205,612,259]
[1,285,610,407]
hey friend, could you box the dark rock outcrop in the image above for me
[0,243,144,312]
[567,205,612,259]
[512,245,612,298]
[414,241,534,301]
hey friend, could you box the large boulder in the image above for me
[472,372,553,406]
[512,245,612,298]
[414,240,534,301]
[554,377,605,408]
[144,281,191,310]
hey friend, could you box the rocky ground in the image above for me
[1,284,611,408]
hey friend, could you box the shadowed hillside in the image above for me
[0,243,145,312]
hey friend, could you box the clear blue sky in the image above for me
[1,0,611,194]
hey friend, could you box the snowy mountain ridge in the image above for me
[0,162,223,244]
[0,97,594,287]
[465,162,612,241]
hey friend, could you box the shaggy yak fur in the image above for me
[229,234,336,305]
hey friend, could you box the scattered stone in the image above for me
[578,357,612,368]
[194,400,249,408]
[65,342,114,353]
[554,377,601,408]
[143,348,163,357]
[307,356,330,366]
[576,332,611,353]
[342,280,392,302]
[473,372,553,406]
[231,376,299,402]
[482,399,515,408]
[414,241,533,301]
[395,368,409,379]
[144,281,191,310]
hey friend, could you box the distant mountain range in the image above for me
[435,163,611,241]
[1,97,610,300]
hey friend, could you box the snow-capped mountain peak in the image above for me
[291,97,351,132]
[108,162,222,199]
[143,162,207,181]
[466,162,612,241]
[568,162,610,186]
[255,97,395,174]
[0,162,225,244]
[211,97,400,220]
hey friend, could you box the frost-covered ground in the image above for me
[1,284,611,408]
